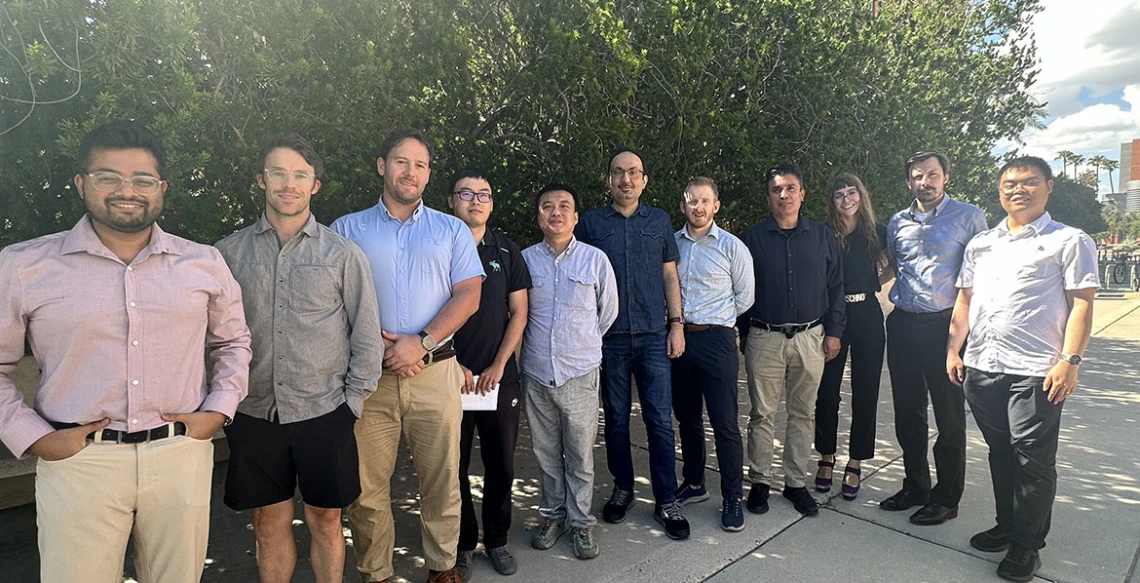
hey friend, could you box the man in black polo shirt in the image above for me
[739,163,845,517]
[447,169,532,581]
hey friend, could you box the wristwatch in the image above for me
[419,331,438,352]
[1059,353,1082,366]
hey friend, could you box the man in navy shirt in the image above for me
[575,147,690,540]
[739,163,845,518]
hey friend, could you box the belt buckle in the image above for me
[783,326,797,339]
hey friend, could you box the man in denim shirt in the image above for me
[881,151,987,527]
[575,147,689,540]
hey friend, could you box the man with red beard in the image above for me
[0,120,251,581]
[333,128,484,583]
[216,133,384,583]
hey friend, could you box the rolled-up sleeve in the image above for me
[199,252,252,420]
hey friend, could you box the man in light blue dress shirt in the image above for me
[332,128,484,583]
[881,151,987,527]
[669,177,754,532]
[521,184,618,561]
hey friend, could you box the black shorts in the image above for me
[223,402,361,510]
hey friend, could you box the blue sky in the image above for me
[1001,0,1140,193]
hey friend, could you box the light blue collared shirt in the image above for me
[332,200,484,336]
[958,212,1099,377]
[675,222,755,327]
[887,195,987,313]
[520,238,619,387]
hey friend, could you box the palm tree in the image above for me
[1088,155,1110,194]
[1104,158,1120,193]
[1070,154,1085,180]
[1056,150,1075,179]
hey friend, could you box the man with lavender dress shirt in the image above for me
[0,121,251,582]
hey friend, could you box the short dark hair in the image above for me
[535,182,579,212]
[905,150,950,179]
[608,147,647,174]
[766,163,804,190]
[78,120,167,177]
[258,133,324,179]
[998,156,1053,183]
[379,127,434,163]
[448,168,493,195]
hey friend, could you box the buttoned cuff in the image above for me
[199,391,242,424]
[4,413,56,460]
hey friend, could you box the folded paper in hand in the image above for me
[462,375,500,411]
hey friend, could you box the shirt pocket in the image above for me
[566,273,598,311]
[289,265,341,313]
[418,238,451,274]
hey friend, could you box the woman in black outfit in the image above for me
[813,174,893,500]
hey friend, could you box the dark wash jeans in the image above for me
[964,368,1064,550]
[600,329,679,504]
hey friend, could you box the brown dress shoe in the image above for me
[427,568,462,583]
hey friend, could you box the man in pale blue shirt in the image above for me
[332,127,484,583]
[521,184,618,562]
[669,177,754,532]
[882,151,987,527]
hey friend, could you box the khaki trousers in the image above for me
[744,326,826,489]
[348,359,463,581]
[35,435,214,583]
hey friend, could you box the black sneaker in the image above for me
[721,496,745,532]
[746,483,770,514]
[454,549,473,582]
[653,501,691,540]
[674,482,710,506]
[487,545,517,575]
[782,486,819,516]
[997,544,1041,582]
[970,526,1012,553]
[602,486,635,523]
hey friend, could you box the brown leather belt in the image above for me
[422,340,457,366]
[683,323,712,333]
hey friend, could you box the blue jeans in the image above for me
[600,330,678,503]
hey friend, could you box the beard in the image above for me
[86,196,162,234]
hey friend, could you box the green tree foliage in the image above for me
[2,0,1044,247]
[1044,175,1107,235]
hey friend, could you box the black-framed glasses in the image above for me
[454,189,493,203]
[832,188,860,201]
[264,168,316,184]
[609,168,644,180]
[85,171,164,195]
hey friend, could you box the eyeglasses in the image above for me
[832,189,860,201]
[454,189,493,203]
[609,168,644,180]
[85,171,164,195]
[264,168,316,184]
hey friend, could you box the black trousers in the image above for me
[964,369,1063,550]
[458,374,522,551]
[815,299,885,460]
[670,326,745,499]
[885,308,966,507]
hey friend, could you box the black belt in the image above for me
[50,421,187,444]
[422,340,457,366]
[750,318,823,339]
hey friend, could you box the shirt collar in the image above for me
[603,201,648,217]
[999,211,1052,237]
[378,198,425,222]
[253,213,321,238]
[543,235,577,257]
[764,216,808,235]
[907,193,951,219]
[681,221,722,242]
[60,215,180,258]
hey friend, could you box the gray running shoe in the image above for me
[571,527,600,560]
[530,517,568,550]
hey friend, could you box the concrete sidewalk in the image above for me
[2,296,1138,582]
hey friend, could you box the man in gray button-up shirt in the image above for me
[881,151,987,526]
[215,133,383,583]
[521,184,617,560]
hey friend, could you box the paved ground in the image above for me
[2,293,1138,582]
